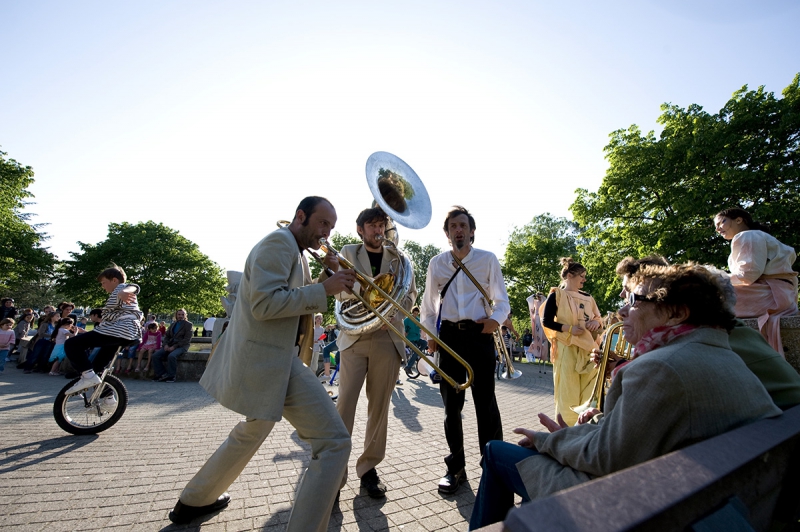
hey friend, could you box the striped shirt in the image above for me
[95,283,143,341]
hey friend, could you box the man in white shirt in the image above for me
[420,206,509,494]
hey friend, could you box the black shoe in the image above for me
[168,493,231,524]
[360,468,387,499]
[152,375,162,382]
[163,376,176,383]
[438,468,466,494]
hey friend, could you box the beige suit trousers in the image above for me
[180,356,351,532]
[336,329,402,484]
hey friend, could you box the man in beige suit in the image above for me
[334,207,416,498]
[168,197,357,531]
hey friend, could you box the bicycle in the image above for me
[402,344,423,379]
[316,349,340,401]
[53,340,137,435]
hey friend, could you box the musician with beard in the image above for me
[333,207,417,498]
[420,206,509,494]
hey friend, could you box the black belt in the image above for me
[441,319,481,332]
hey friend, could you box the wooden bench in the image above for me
[481,404,800,531]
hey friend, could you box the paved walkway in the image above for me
[0,360,555,531]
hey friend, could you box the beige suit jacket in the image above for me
[200,227,327,421]
[334,243,417,359]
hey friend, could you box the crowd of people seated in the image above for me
[4,303,210,381]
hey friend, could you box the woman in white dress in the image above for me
[714,207,798,356]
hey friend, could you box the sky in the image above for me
[2,0,799,274]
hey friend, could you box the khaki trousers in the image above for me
[180,356,351,532]
[336,329,402,484]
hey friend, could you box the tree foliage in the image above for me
[9,267,69,312]
[571,74,800,310]
[58,221,226,315]
[401,240,442,305]
[501,214,581,329]
[0,150,56,293]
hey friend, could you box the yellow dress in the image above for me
[539,287,602,426]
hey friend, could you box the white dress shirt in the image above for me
[420,247,510,332]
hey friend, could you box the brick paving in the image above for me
[0,360,555,531]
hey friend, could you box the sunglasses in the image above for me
[628,292,653,307]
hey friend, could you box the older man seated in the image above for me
[468,263,782,530]
[152,309,193,383]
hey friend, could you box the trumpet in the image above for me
[494,331,522,380]
[314,238,474,392]
[571,322,631,415]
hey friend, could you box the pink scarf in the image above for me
[611,323,697,379]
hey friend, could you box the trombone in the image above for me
[313,238,474,392]
[571,321,631,415]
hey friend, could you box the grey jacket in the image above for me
[164,319,193,349]
[200,227,327,421]
[517,327,781,500]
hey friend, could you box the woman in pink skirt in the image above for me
[715,207,798,356]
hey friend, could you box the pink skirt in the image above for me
[734,277,798,357]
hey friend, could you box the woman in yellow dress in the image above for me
[539,257,602,426]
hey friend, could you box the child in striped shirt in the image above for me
[64,265,143,395]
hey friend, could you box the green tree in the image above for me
[58,221,226,315]
[0,150,56,293]
[571,74,800,309]
[8,267,69,312]
[401,240,442,305]
[501,214,581,328]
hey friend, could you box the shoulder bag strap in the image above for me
[435,265,462,334]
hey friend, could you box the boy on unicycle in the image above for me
[64,265,143,396]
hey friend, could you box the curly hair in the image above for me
[559,257,586,279]
[615,255,669,277]
[627,263,736,331]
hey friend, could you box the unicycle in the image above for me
[53,342,134,435]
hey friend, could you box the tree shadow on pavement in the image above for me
[0,435,97,474]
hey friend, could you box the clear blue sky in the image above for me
[2,1,798,272]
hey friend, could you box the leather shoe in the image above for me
[168,493,231,524]
[438,469,466,494]
[360,468,387,499]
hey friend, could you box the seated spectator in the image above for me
[158,321,167,335]
[152,309,193,383]
[11,309,34,358]
[22,311,59,373]
[714,208,799,356]
[56,301,76,320]
[468,263,781,530]
[0,298,16,321]
[0,318,15,374]
[135,322,161,373]
[613,256,800,411]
